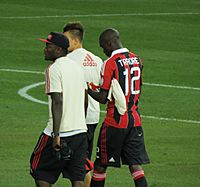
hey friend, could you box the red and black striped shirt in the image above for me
[100,48,143,128]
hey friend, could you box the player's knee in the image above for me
[94,165,107,173]
[129,165,146,182]
[129,164,142,173]
[71,180,84,187]
[35,180,51,187]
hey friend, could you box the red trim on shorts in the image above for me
[101,124,107,165]
[85,158,94,172]
[132,110,141,127]
[32,135,49,170]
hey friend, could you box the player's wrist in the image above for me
[51,132,60,138]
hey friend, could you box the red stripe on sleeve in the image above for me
[45,65,51,94]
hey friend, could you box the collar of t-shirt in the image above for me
[111,48,129,57]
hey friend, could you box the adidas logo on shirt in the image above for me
[83,53,97,66]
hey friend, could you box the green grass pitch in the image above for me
[0,0,200,186]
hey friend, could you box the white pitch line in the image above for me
[0,12,199,19]
[1,68,200,124]
[0,68,44,75]
[1,68,200,91]
[17,81,200,124]
[102,111,200,124]
[140,115,200,125]
[18,82,48,105]
[143,82,200,91]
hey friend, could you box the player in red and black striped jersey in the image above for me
[101,46,143,128]
[88,28,150,187]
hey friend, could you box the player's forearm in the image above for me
[52,105,62,134]
[84,89,88,117]
[88,88,108,104]
[51,93,63,134]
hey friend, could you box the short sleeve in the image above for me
[45,64,62,94]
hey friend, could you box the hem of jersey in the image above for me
[86,120,99,124]
[86,122,99,125]
[43,129,87,137]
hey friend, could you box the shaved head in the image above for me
[99,28,119,43]
[99,28,122,57]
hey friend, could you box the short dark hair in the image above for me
[63,22,84,42]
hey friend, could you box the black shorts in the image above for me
[94,123,150,168]
[30,132,88,184]
[86,123,98,159]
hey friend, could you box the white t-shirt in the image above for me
[67,48,102,124]
[43,56,87,137]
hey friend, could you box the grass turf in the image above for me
[0,0,200,186]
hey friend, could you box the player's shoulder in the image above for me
[128,52,142,65]
[103,54,117,66]
[83,48,103,63]
[129,51,140,59]
[54,56,80,71]
[55,56,74,64]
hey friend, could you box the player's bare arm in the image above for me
[84,89,88,117]
[88,87,108,104]
[50,92,63,150]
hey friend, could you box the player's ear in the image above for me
[55,46,64,55]
[74,37,80,45]
[107,40,112,47]
[103,40,110,49]
[107,41,113,51]
[56,46,62,52]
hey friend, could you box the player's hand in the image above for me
[52,136,61,151]
[88,82,100,91]
[87,82,90,90]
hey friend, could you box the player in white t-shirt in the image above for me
[30,32,88,187]
[63,22,102,187]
